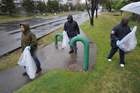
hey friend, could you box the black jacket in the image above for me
[110,23,131,48]
[64,15,80,38]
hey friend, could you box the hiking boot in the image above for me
[36,67,42,73]
[75,50,77,54]
[22,71,27,75]
[69,50,74,53]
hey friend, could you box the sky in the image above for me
[81,0,85,3]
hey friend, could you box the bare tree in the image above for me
[85,0,103,26]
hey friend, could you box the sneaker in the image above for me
[108,59,112,61]
[120,64,124,67]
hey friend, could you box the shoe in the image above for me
[69,50,74,53]
[120,64,124,67]
[108,59,112,61]
[75,50,77,54]
[22,71,27,75]
[36,67,42,73]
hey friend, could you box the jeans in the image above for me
[32,54,41,68]
[69,37,78,51]
[24,50,41,69]
[108,47,125,64]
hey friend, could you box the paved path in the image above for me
[0,28,97,93]
[0,11,102,93]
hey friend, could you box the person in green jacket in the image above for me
[20,23,42,75]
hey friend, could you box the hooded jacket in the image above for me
[110,23,131,48]
[20,23,37,56]
[64,15,80,38]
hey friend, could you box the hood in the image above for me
[120,23,127,26]
[67,15,73,21]
[20,23,30,34]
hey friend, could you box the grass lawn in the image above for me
[0,11,84,23]
[14,12,140,93]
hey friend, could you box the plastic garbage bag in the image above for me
[18,47,36,79]
[119,26,137,52]
[62,31,69,48]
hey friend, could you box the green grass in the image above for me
[0,11,84,23]
[14,12,140,93]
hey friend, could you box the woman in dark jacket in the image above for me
[20,23,42,75]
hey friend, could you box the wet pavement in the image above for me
[0,11,101,93]
[0,28,97,93]
[0,12,90,56]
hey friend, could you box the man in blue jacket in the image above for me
[64,15,80,54]
[108,17,131,67]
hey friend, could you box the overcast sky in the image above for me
[81,0,85,3]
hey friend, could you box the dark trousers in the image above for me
[69,37,78,51]
[108,47,125,64]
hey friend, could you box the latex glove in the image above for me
[27,46,31,50]
[62,30,66,34]
[77,34,80,36]
[116,40,120,46]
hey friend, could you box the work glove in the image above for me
[26,46,31,50]
[77,34,80,36]
[116,40,120,46]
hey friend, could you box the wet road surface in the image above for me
[0,12,89,56]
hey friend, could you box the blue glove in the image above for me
[77,34,80,36]
[116,40,120,46]
[27,46,31,50]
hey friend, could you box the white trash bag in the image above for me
[18,47,36,79]
[119,26,137,52]
[62,31,69,48]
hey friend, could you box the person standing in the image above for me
[108,17,131,67]
[64,15,80,54]
[20,23,42,75]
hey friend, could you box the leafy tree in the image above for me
[47,0,58,13]
[111,0,120,10]
[101,0,113,12]
[63,4,68,11]
[21,0,35,13]
[85,0,103,26]
[37,1,47,13]
[46,0,53,12]
[52,0,59,12]
[1,0,15,16]
[115,0,123,11]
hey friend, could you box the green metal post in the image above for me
[54,33,63,44]
[70,36,89,70]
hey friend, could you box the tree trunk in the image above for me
[91,0,94,26]
[96,8,98,18]
[90,16,94,26]
[10,12,12,16]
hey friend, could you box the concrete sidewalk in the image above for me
[0,28,97,93]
